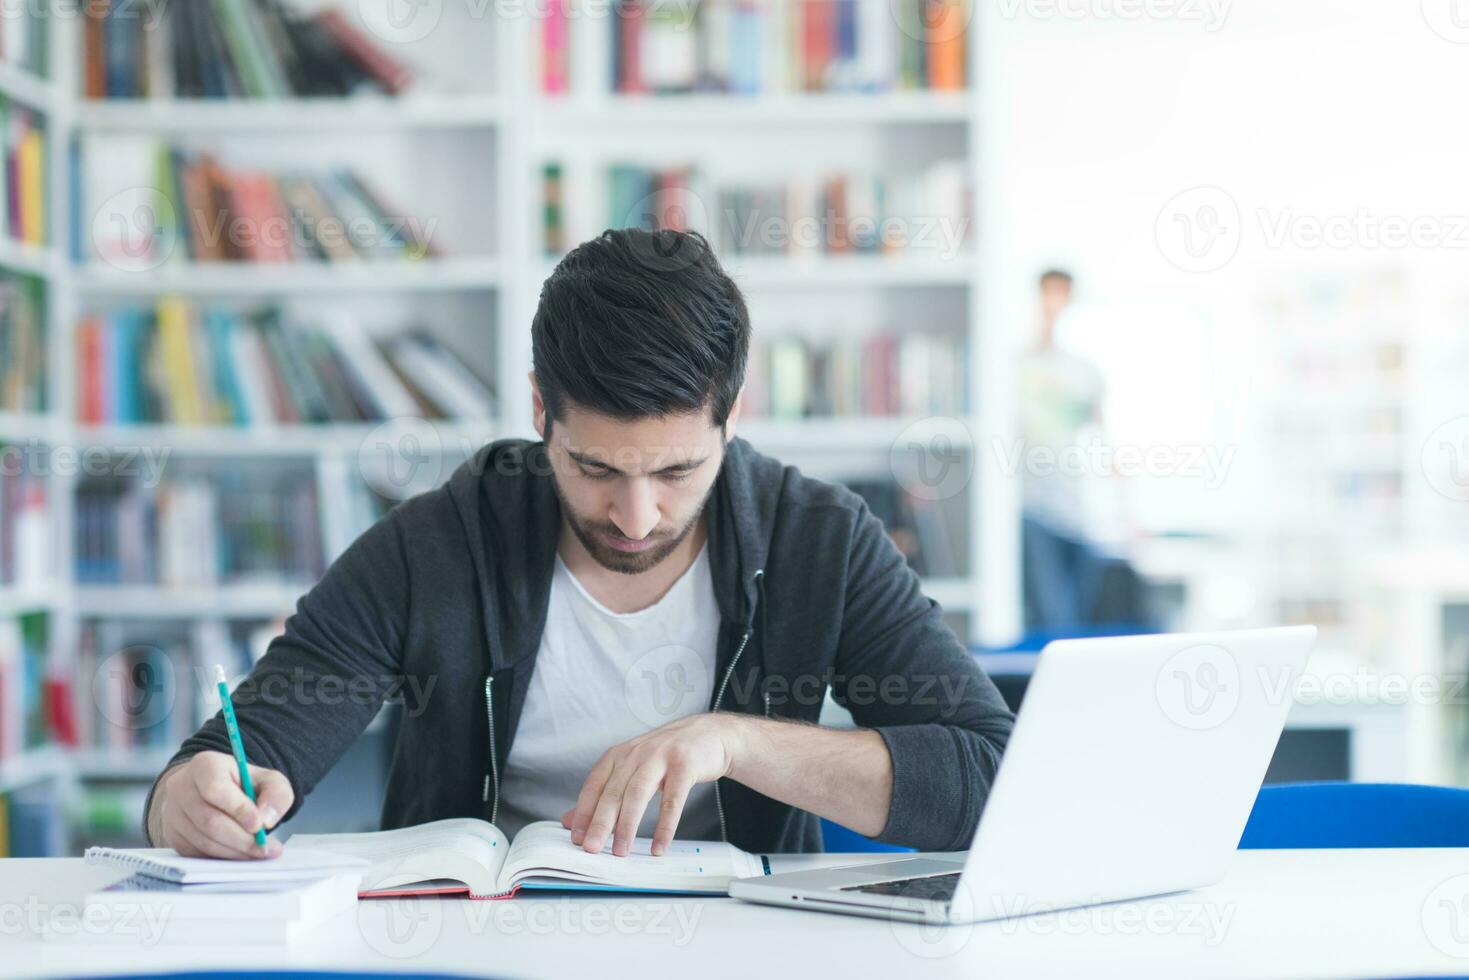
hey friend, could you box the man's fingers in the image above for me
[177,801,263,859]
[612,767,664,857]
[569,754,616,846]
[581,763,633,855]
[559,807,576,830]
[250,765,294,831]
[651,769,694,857]
[194,763,264,836]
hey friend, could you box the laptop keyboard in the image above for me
[840,871,962,902]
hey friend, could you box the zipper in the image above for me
[482,675,500,824]
[712,568,763,844]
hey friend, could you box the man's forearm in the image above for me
[725,716,893,838]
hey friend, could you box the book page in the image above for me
[286,818,509,895]
[499,821,764,893]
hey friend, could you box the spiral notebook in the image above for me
[82,846,370,884]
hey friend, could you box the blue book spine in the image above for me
[206,309,249,426]
[731,6,761,95]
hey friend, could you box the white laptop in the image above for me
[729,625,1317,925]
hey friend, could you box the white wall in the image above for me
[981,0,1469,535]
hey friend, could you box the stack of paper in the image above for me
[45,846,371,945]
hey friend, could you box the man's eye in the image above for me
[580,467,613,480]
[662,471,694,485]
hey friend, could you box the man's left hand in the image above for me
[561,713,746,857]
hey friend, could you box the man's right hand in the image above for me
[146,750,294,859]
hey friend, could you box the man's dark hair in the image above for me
[532,228,751,429]
[1039,268,1073,287]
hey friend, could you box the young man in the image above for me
[145,229,1016,861]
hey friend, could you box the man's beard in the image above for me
[550,473,715,575]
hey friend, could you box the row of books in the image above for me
[75,472,323,587]
[0,611,53,761]
[0,3,46,79]
[845,479,960,578]
[76,303,495,426]
[84,0,413,99]
[0,463,48,591]
[546,0,966,94]
[78,618,240,755]
[1,100,45,247]
[599,161,970,256]
[0,274,45,413]
[0,788,64,857]
[81,139,438,266]
[744,330,966,418]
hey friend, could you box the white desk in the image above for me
[4,849,1469,979]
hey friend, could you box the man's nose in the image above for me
[610,479,660,540]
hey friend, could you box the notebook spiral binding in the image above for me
[83,847,187,881]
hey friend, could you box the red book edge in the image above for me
[316,9,414,95]
[359,883,524,901]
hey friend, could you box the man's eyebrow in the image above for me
[564,448,709,475]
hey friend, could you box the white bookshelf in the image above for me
[0,2,1019,823]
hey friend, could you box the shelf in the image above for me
[69,258,504,296]
[531,91,974,129]
[73,584,309,619]
[0,237,63,279]
[541,253,973,290]
[71,748,178,781]
[0,745,70,792]
[0,411,63,442]
[923,577,978,609]
[0,61,56,114]
[739,415,976,451]
[72,419,499,457]
[0,584,59,616]
[75,96,505,132]
[726,254,975,288]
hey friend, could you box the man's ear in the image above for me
[530,372,547,440]
[723,385,745,442]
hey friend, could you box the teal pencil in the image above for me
[216,664,269,849]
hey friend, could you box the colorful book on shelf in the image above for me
[0,611,52,762]
[568,0,966,95]
[582,159,969,257]
[744,330,965,419]
[0,100,46,248]
[74,470,323,591]
[77,303,496,426]
[0,276,46,414]
[84,0,411,99]
[83,138,440,265]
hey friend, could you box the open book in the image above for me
[286,819,769,899]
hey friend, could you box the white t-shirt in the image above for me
[495,542,723,841]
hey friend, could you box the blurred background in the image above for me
[0,0,1467,855]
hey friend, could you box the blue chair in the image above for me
[1239,782,1469,849]
[820,818,914,853]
